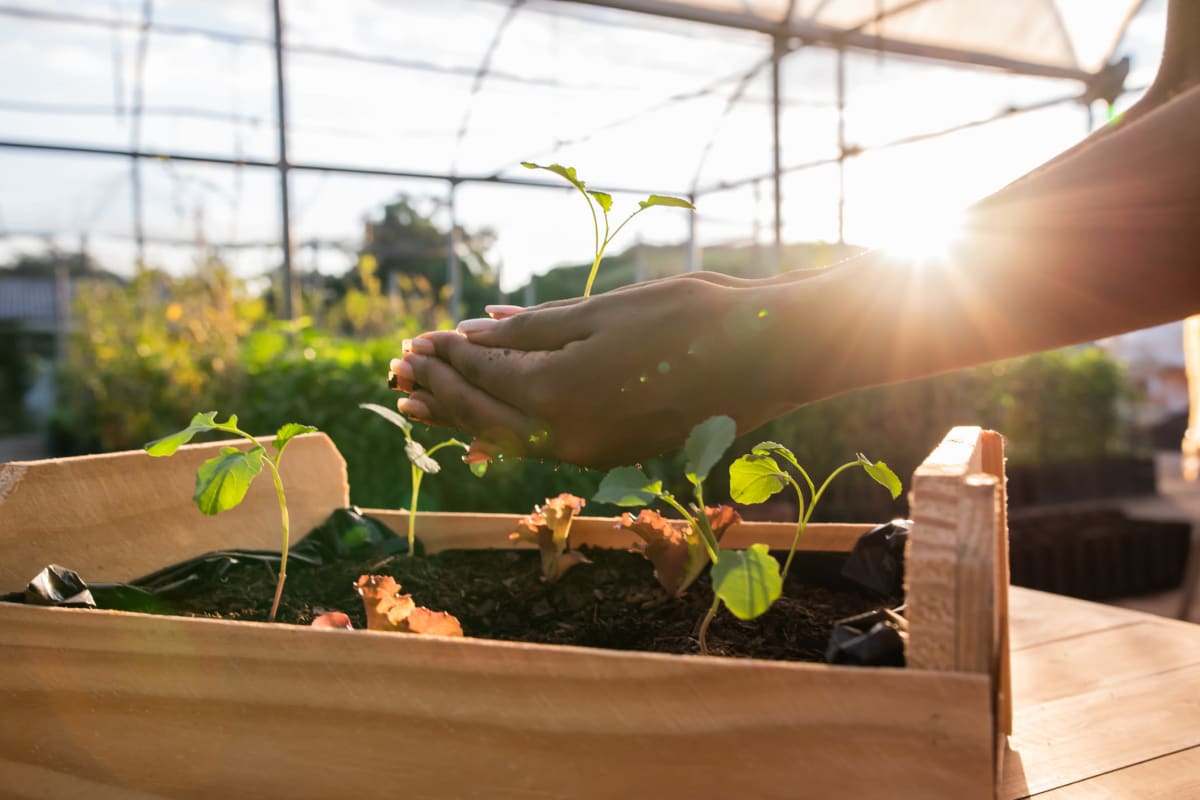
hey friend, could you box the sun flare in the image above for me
[866,203,967,264]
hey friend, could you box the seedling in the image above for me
[593,415,740,653]
[510,493,590,583]
[144,411,316,622]
[361,403,486,557]
[521,161,695,297]
[596,415,902,655]
[729,444,901,578]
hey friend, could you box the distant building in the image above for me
[1098,321,1189,430]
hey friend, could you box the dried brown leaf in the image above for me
[355,574,463,637]
[705,505,743,540]
[620,509,692,596]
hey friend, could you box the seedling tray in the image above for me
[0,427,1010,799]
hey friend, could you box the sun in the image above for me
[864,201,967,264]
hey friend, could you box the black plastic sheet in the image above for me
[840,518,910,597]
[825,605,907,667]
[4,507,407,614]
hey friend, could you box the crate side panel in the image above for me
[0,434,347,587]
[0,604,994,800]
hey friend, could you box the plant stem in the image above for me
[806,462,860,526]
[265,458,290,623]
[408,465,423,557]
[661,493,719,563]
[697,593,721,655]
[781,475,808,578]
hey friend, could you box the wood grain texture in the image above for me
[0,602,994,800]
[1002,662,1200,797]
[361,509,872,554]
[1028,746,1200,799]
[1012,621,1200,707]
[0,433,348,588]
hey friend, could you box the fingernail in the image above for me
[457,317,497,335]
[397,397,430,420]
[389,360,414,391]
[485,304,524,319]
[390,357,404,371]
[408,337,436,355]
[401,340,413,356]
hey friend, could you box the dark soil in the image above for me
[166,544,901,662]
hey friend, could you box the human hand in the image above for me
[388,275,814,468]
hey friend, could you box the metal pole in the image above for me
[447,183,462,322]
[271,0,296,320]
[770,33,785,273]
[685,202,698,272]
[836,46,846,245]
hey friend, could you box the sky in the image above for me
[0,0,1169,293]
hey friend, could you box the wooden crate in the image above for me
[0,427,1009,799]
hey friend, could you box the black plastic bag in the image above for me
[825,605,907,667]
[840,518,910,596]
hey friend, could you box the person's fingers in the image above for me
[401,353,545,457]
[485,304,524,319]
[413,330,559,413]
[452,300,595,350]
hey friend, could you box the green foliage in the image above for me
[594,466,664,506]
[145,412,317,621]
[684,415,736,485]
[709,544,783,621]
[522,161,694,297]
[193,445,265,515]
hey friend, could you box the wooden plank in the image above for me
[1008,588,1179,651]
[361,509,872,554]
[1002,662,1200,797]
[981,430,1012,739]
[1012,621,1200,707]
[0,434,348,588]
[0,603,995,800]
[1028,745,1200,799]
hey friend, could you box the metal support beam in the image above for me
[271,0,296,320]
[836,46,846,244]
[447,183,462,322]
[557,0,1097,83]
[770,33,784,273]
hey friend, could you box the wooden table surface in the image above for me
[1003,586,1200,798]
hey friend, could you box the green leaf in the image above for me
[752,441,803,474]
[593,466,663,507]
[589,190,613,213]
[638,194,695,210]
[405,439,441,474]
[274,422,317,454]
[469,460,489,478]
[729,453,789,505]
[684,415,736,485]
[710,545,783,620]
[857,454,903,499]
[145,411,240,456]
[521,161,585,192]
[193,445,265,516]
[360,402,412,436]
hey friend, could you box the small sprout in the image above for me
[522,161,695,298]
[729,443,902,578]
[621,505,742,597]
[361,403,486,556]
[145,411,317,623]
[355,575,464,637]
[510,493,591,583]
[311,611,353,629]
